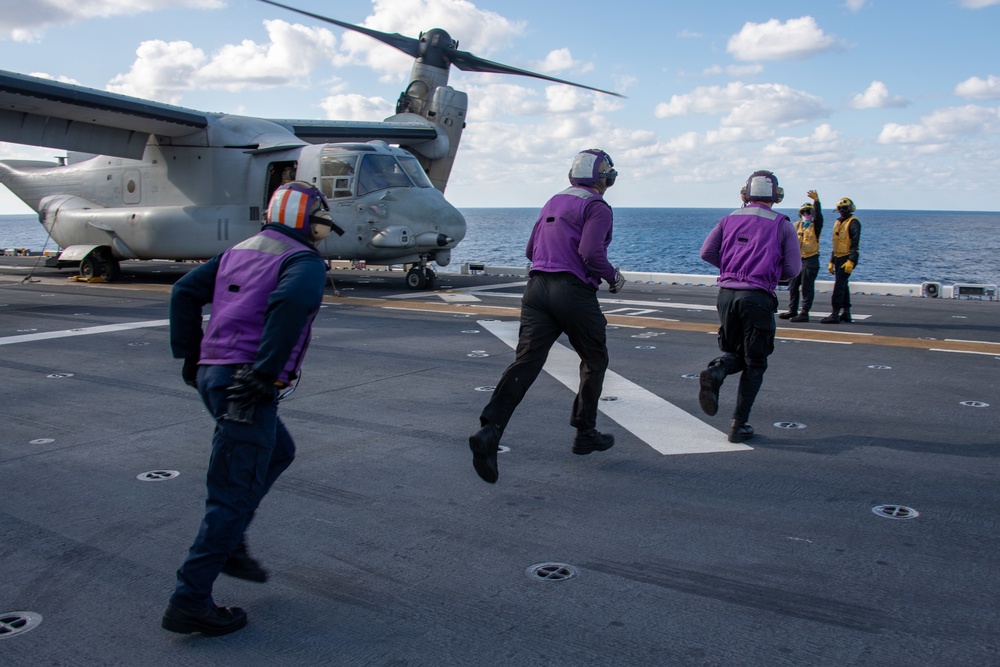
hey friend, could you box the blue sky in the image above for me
[1,0,999,213]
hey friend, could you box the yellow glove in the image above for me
[807,190,818,201]
[828,262,835,275]
[844,260,855,274]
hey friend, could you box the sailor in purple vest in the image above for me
[697,170,801,443]
[468,149,626,484]
[162,181,337,636]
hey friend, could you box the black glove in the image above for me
[181,356,199,389]
[226,367,275,406]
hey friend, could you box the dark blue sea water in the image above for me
[4,208,999,285]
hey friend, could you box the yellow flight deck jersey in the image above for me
[795,220,820,258]
[832,216,858,257]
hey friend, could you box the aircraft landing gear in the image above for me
[79,248,121,282]
[405,264,436,290]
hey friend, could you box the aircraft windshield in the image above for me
[320,153,358,199]
[357,155,415,195]
[319,148,434,198]
[397,156,434,188]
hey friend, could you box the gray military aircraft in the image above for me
[0,0,620,288]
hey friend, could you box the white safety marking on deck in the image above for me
[479,320,751,456]
[775,336,853,345]
[438,293,482,303]
[0,319,169,346]
[929,348,1000,356]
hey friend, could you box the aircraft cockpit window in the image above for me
[397,156,433,188]
[320,153,358,199]
[357,155,414,195]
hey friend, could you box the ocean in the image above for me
[3,208,1000,285]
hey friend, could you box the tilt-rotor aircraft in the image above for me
[0,0,620,288]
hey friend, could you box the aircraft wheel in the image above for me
[80,254,100,280]
[100,255,121,281]
[406,267,428,290]
[423,267,436,289]
[80,251,119,281]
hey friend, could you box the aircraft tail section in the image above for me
[0,159,66,212]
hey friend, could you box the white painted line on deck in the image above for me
[438,293,482,303]
[479,319,751,456]
[929,348,1000,356]
[0,319,170,346]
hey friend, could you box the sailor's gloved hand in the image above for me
[807,190,818,201]
[226,367,275,407]
[182,356,199,389]
[609,268,626,294]
[828,262,835,275]
[844,260,855,275]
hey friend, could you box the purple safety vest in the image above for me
[527,187,610,288]
[717,205,788,293]
[200,228,319,382]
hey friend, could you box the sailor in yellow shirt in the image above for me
[820,198,861,324]
[779,190,823,323]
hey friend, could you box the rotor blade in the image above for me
[450,50,625,98]
[257,0,420,58]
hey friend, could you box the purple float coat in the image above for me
[525,186,616,289]
[199,228,321,383]
[700,203,801,295]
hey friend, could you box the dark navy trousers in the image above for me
[480,271,609,435]
[711,288,777,424]
[169,364,294,609]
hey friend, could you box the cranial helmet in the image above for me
[569,149,617,188]
[744,170,784,203]
[798,202,814,215]
[837,197,856,213]
[266,181,333,238]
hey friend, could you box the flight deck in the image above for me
[1,259,998,666]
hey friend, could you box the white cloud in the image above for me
[763,123,843,158]
[533,48,593,75]
[319,93,393,120]
[655,82,828,128]
[106,20,339,103]
[0,0,224,42]
[878,105,1000,145]
[727,17,840,62]
[196,20,338,90]
[955,75,1000,100]
[960,0,1000,7]
[106,40,206,104]
[851,81,910,109]
[844,0,866,11]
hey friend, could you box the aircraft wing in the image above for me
[276,118,440,145]
[0,69,209,160]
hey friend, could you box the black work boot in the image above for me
[161,603,248,636]
[778,310,796,320]
[728,420,755,443]
[572,428,614,455]
[820,311,841,324]
[221,543,268,583]
[698,363,727,416]
[839,309,852,323]
[789,311,810,322]
[469,423,500,483]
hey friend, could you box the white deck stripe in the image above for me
[479,319,751,456]
[0,319,170,346]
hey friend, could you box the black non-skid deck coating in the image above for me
[1,259,999,666]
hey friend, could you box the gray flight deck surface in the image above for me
[1,258,998,666]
